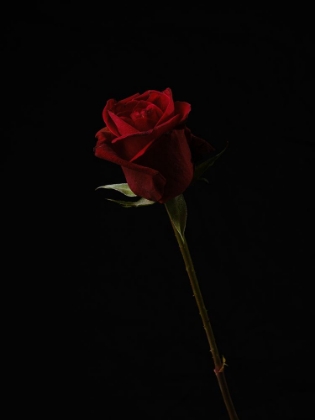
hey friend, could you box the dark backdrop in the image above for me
[2,9,314,419]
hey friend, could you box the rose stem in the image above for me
[166,213,239,420]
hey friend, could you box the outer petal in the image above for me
[122,165,166,202]
[174,101,191,121]
[101,99,120,136]
[95,126,116,143]
[94,138,166,202]
[96,125,165,163]
[132,129,195,203]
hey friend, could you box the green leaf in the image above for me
[95,183,137,197]
[164,194,187,242]
[193,142,229,182]
[107,197,156,208]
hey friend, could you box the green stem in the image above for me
[166,211,239,420]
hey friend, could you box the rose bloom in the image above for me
[94,88,214,203]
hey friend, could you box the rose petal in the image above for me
[101,99,120,135]
[94,140,166,202]
[174,101,191,122]
[96,127,155,162]
[122,165,166,202]
[95,126,116,143]
[107,110,140,136]
[150,88,174,122]
[102,97,140,136]
[131,129,194,203]
[148,90,171,110]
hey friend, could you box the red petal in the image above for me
[131,129,194,203]
[107,110,139,136]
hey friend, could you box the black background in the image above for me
[2,8,315,419]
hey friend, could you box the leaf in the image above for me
[95,183,137,197]
[107,197,156,208]
[164,194,187,242]
[193,142,229,182]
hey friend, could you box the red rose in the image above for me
[94,88,214,203]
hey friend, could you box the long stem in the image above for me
[167,216,239,420]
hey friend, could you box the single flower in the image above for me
[94,88,215,203]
